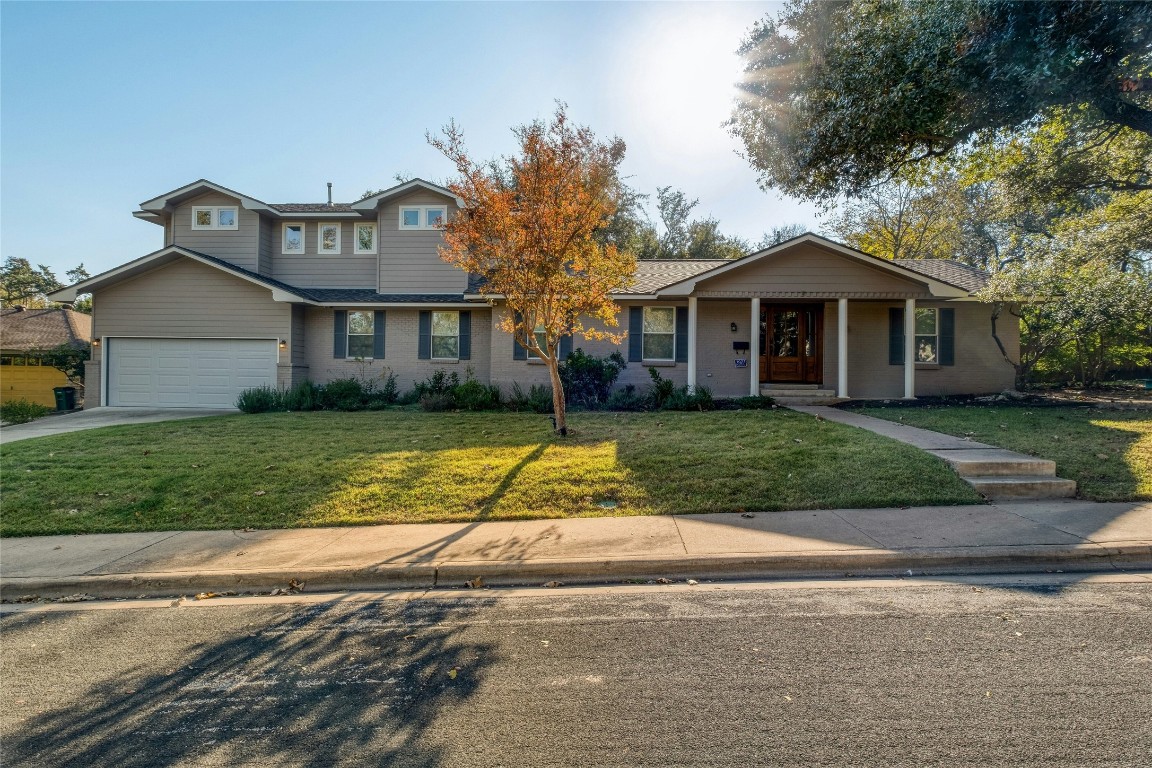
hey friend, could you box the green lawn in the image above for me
[0,410,982,536]
[854,405,1152,502]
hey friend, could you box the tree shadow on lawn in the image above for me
[2,597,498,767]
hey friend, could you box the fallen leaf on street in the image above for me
[741,513,755,519]
[448,667,459,679]
[466,576,485,589]
[543,581,563,588]
[288,579,305,592]
[686,579,699,586]
[194,592,218,600]
[656,577,673,584]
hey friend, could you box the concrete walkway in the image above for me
[790,406,1077,499]
[0,407,237,445]
[2,501,1148,599]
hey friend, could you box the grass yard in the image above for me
[854,405,1152,502]
[1,410,982,536]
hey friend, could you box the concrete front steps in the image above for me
[760,384,848,406]
[927,448,1077,500]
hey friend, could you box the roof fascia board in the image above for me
[318,302,479,309]
[654,234,968,298]
[350,178,465,211]
[46,246,310,304]
[138,179,277,215]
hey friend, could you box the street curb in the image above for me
[3,543,1149,600]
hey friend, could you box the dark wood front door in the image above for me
[759,305,823,384]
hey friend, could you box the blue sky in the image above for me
[1,0,822,280]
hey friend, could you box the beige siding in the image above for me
[824,301,1018,399]
[272,221,377,287]
[303,306,492,390]
[695,244,933,298]
[171,193,260,271]
[378,191,466,294]
[258,216,275,276]
[89,259,292,393]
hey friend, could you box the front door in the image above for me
[760,305,823,384]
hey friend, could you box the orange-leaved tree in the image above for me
[429,105,636,436]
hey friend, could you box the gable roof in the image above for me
[350,178,464,211]
[0,307,92,351]
[652,233,973,298]
[625,260,728,294]
[136,179,279,218]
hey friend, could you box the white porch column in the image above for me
[687,297,698,392]
[749,297,761,396]
[904,297,916,399]
[837,298,848,398]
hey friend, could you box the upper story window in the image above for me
[399,206,446,230]
[318,223,341,254]
[354,223,377,254]
[192,206,238,230]
[915,308,938,363]
[282,223,305,254]
[643,306,675,361]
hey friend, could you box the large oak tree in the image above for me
[429,105,635,435]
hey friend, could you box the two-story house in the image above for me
[49,178,1018,408]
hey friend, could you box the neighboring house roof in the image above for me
[270,203,358,213]
[893,259,990,293]
[0,307,92,351]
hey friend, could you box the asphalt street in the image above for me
[2,575,1151,767]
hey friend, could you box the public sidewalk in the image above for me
[2,500,1149,599]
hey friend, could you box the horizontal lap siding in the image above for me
[90,259,291,371]
[697,244,932,297]
[272,221,378,288]
[378,191,466,294]
[171,193,260,272]
[303,307,492,389]
[258,217,274,276]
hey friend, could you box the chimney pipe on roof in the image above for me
[327,183,333,207]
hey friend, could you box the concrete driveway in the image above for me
[0,407,238,445]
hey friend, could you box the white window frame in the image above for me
[318,222,341,255]
[191,206,239,231]
[282,222,305,254]
[642,306,676,362]
[346,311,375,360]
[915,307,939,364]
[431,311,460,361]
[525,323,547,360]
[354,222,377,254]
[399,205,447,230]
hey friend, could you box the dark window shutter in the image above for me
[418,311,431,360]
[373,310,386,359]
[458,311,471,360]
[888,307,903,365]
[513,311,527,360]
[939,308,955,366]
[559,333,573,360]
[333,310,347,359]
[628,307,643,362]
[675,306,689,363]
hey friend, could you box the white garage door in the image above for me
[107,338,278,408]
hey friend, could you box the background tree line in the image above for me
[730,0,1152,388]
[1,258,92,313]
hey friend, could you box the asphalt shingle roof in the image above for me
[0,308,92,351]
[625,260,729,293]
[893,259,990,293]
[269,203,358,213]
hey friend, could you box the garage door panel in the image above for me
[108,338,277,408]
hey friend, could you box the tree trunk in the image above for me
[546,357,568,436]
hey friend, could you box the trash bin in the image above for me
[53,386,77,411]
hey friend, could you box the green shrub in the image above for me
[413,370,459,399]
[604,384,648,411]
[0,399,53,424]
[647,367,676,409]
[506,382,554,413]
[733,395,776,410]
[236,386,283,413]
[280,381,321,411]
[664,384,715,411]
[320,378,369,411]
[419,392,456,412]
[560,349,626,408]
[453,369,501,411]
